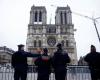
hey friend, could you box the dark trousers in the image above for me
[37,73,50,80]
[14,69,27,80]
[90,70,100,80]
[55,70,66,80]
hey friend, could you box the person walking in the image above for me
[52,43,70,80]
[84,45,100,80]
[11,44,40,80]
[34,48,51,80]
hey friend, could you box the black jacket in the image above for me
[11,50,40,70]
[52,49,70,71]
[34,53,51,74]
[84,52,100,70]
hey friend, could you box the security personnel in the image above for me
[52,43,70,80]
[11,44,40,80]
[84,45,100,80]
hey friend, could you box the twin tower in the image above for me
[26,5,77,64]
[29,5,72,25]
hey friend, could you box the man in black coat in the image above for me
[52,43,70,80]
[84,45,100,80]
[11,44,40,80]
[34,48,51,80]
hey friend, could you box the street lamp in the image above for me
[72,11,100,43]
[93,18,100,43]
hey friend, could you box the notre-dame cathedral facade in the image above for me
[26,5,77,65]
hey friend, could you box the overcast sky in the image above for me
[0,0,100,59]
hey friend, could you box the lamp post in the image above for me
[72,11,100,43]
[93,18,100,43]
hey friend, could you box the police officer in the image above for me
[84,45,100,80]
[11,44,40,80]
[34,48,51,80]
[52,43,70,80]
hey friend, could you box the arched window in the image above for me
[35,11,38,22]
[61,40,65,46]
[64,12,67,24]
[66,40,69,47]
[38,40,41,47]
[34,40,37,47]
[60,12,63,24]
[47,27,56,33]
[39,11,42,22]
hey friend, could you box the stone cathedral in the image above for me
[26,5,77,65]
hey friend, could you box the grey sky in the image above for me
[0,0,100,59]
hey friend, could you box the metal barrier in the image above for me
[0,65,91,80]
[67,66,91,80]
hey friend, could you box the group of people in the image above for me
[11,43,100,80]
[11,43,70,80]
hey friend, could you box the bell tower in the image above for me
[29,5,47,24]
[55,5,77,64]
[26,5,47,53]
[55,5,72,25]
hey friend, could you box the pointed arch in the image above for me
[34,40,37,47]
[38,40,42,47]
[39,11,42,22]
[35,11,38,22]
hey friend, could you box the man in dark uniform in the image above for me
[84,45,100,80]
[34,48,51,80]
[52,43,70,80]
[11,44,40,80]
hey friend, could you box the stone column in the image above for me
[67,12,69,24]
[42,26,46,47]
[55,12,60,25]
[37,10,39,23]
[57,26,61,43]
[62,12,65,24]
[43,11,47,24]
[30,11,34,24]
[69,12,72,24]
